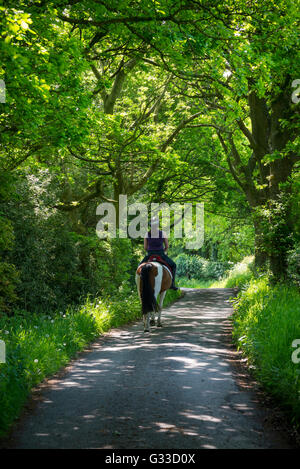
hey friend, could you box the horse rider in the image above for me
[139,217,178,290]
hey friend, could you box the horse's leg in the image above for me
[150,311,155,326]
[150,297,157,326]
[157,291,166,327]
[144,313,150,332]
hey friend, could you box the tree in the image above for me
[2,0,299,285]
[0,4,92,171]
[57,52,207,219]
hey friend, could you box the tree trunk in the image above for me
[268,190,294,281]
[252,215,269,271]
[242,83,298,280]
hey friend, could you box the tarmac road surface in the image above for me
[6,288,294,449]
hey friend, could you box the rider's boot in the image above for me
[170,267,178,290]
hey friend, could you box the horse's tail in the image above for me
[140,264,157,315]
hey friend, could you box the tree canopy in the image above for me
[0,0,299,312]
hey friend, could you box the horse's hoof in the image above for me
[157,322,163,328]
[150,319,155,326]
[144,328,150,333]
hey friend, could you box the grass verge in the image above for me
[0,287,181,437]
[231,276,300,424]
[214,256,254,288]
[177,277,217,288]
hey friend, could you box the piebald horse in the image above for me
[136,261,172,332]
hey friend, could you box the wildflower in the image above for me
[34,359,38,363]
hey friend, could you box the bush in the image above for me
[214,256,254,289]
[175,253,229,280]
[0,216,19,313]
[0,262,19,313]
[202,260,229,280]
[1,170,137,313]
[176,253,203,278]
[287,246,300,286]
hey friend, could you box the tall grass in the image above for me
[0,288,181,437]
[232,276,300,422]
[214,256,254,288]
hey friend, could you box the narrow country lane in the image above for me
[6,288,293,449]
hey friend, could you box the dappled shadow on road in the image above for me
[8,288,291,449]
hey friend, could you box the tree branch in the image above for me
[58,13,175,27]
[103,58,138,114]
[54,179,116,211]
[217,132,246,190]
[161,111,203,151]
[236,118,257,150]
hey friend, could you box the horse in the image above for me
[135,261,172,332]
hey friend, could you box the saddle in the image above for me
[148,255,173,277]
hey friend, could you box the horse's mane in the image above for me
[140,264,157,314]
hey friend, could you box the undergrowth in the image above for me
[177,256,254,290]
[231,276,300,424]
